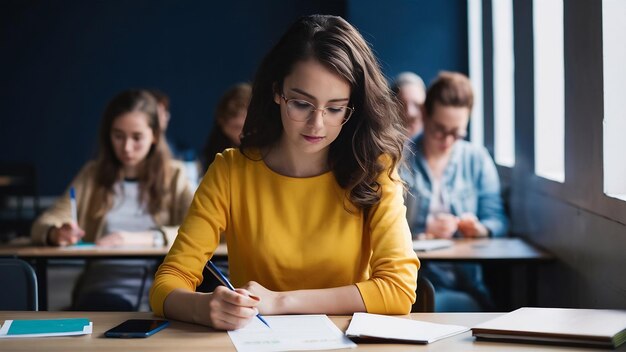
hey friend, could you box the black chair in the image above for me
[412,276,435,312]
[0,162,40,242]
[0,257,39,310]
[71,261,154,311]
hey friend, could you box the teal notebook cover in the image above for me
[7,319,90,335]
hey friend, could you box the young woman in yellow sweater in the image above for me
[150,14,420,329]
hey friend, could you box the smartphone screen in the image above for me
[104,319,169,338]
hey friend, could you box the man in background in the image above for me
[392,72,426,138]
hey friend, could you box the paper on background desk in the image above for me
[412,239,454,251]
[228,314,356,352]
[0,318,92,338]
[345,313,468,344]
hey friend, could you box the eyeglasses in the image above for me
[428,121,467,140]
[281,95,354,127]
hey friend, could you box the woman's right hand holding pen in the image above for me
[47,222,85,246]
[196,286,261,330]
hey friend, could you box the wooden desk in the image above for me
[1,238,551,311]
[0,311,620,351]
[212,238,552,262]
[416,237,552,262]
[0,245,170,259]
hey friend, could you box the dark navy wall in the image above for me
[348,0,468,85]
[1,0,466,196]
[0,0,344,194]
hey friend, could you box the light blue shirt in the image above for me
[402,134,509,238]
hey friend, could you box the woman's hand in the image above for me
[195,286,261,330]
[48,222,85,246]
[457,213,489,238]
[96,231,154,247]
[425,213,459,239]
[242,281,282,315]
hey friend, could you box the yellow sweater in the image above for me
[150,149,419,315]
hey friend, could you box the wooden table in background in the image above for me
[0,238,551,311]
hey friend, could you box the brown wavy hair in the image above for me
[93,89,172,217]
[240,15,406,210]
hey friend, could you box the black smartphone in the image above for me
[104,319,170,338]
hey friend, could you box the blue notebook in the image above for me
[0,318,92,338]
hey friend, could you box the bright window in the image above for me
[533,0,564,182]
[492,0,515,167]
[603,0,626,201]
[468,0,484,146]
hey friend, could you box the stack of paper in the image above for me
[472,307,626,348]
[345,312,469,344]
[0,318,92,338]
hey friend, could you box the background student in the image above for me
[150,14,420,330]
[150,89,201,189]
[392,71,427,138]
[201,83,252,172]
[31,89,194,310]
[402,71,508,312]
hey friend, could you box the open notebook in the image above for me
[472,307,626,348]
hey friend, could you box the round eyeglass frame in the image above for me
[280,94,354,126]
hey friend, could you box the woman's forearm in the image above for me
[163,288,208,325]
[274,285,366,315]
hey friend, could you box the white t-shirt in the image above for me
[104,180,156,234]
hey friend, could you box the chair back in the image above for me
[412,276,435,312]
[0,162,40,241]
[0,257,38,310]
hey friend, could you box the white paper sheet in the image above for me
[345,312,468,344]
[228,315,356,352]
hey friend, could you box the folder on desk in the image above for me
[0,318,92,338]
[472,307,626,348]
[345,312,469,344]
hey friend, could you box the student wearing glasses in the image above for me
[402,71,508,312]
[150,14,420,330]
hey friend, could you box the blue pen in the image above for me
[69,187,83,244]
[69,187,78,223]
[204,260,271,328]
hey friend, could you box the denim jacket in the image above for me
[402,135,508,238]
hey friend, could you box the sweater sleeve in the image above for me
[150,152,231,317]
[30,163,94,245]
[355,165,420,314]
